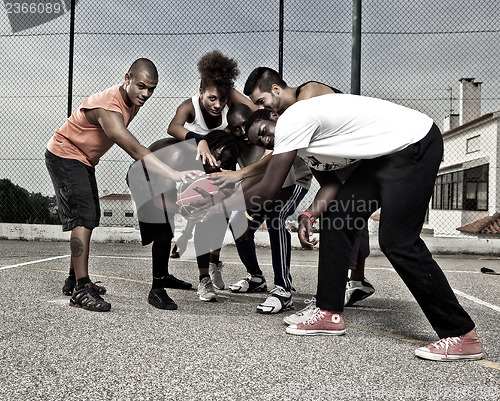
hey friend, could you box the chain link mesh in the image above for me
[1,0,499,236]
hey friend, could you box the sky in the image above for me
[0,0,499,197]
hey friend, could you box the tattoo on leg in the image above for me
[70,237,84,258]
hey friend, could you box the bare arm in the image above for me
[93,108,202,182]
[209,152,272,187]
[167,99,217,167]
[167,99,194,140]
[201,150,297,221]
[229,89,258,111]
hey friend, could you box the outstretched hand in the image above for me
[196,140,218,168]
[297,214,319,250]
[208,169,241,188]
[172,169,205,183]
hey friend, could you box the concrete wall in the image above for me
[1,223,499,256]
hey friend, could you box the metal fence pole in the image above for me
[351,0,361,95]
[279,0,284,78]
[67,0,76,117]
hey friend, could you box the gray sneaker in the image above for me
[197,277,217,302]
[209,261,225,290]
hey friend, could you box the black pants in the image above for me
[317,124,475,338]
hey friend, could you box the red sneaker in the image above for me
[415,328,483,361]
[285,308,345,336]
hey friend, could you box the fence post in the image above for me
[279,0,284,78]
[67,0,76,117]
[351,0,362,95]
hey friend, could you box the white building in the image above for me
[428,78,500,237]
[99,193,136,227]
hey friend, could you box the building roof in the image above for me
[456,213,500,235]
[99,193,132,201]
[442,111,499,137]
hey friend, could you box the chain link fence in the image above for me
[1,0,499,237]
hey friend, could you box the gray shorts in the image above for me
[45,149,100,231]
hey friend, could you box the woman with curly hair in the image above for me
[168,50,256,167]
[167,50,255,298]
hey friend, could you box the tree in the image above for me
[0,179,59,224]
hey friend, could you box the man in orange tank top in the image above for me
[45,58,200,312]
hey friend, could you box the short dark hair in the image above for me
[244,109,274,136]
[128,58,158,80]
[243,67,287,96]
[227,103,252,126]
[204,130,239,171]
[198,50,239,99]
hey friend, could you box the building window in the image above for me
[125,212,134,217]
[103,210,113,217]
[432,171,463,210]
[466,135,481,154]
[463,165,488,211]
[432,164,488,211]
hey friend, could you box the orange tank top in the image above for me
[47,84,139,167]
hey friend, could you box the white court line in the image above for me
[0,255,70,271]
[452,289,500,313]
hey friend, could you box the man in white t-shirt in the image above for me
[205,94,483,362]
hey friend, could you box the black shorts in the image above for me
[45,149,100,231]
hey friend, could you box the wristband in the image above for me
[244,211,255,221]
[298,211,315,224]
[185,131,205,144]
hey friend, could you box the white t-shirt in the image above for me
[183,94,229,135]
[273,94,434,171]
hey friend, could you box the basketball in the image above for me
[176,177,220,216]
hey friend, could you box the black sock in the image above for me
[76,275,91,290]
[209,252,220,265]
[152,240,171,289]
[68,268,76,279]
[199,274,210,281]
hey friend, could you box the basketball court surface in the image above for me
[1,239,499,400]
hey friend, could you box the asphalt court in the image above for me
[0,239,499,400]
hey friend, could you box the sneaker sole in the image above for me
[198,295,218,302]
[285,326,346,336]
[213,284,225,290]
[414,349,484,361]
[148,300,178,310]
[256,304,294,314]
[69,300,111,312]
[229,284,267,293]
[345,288,375,307]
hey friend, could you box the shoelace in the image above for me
[431,336,462,353]
[296,297,316,316]
[269,286,288,297]
[303,307,326,326]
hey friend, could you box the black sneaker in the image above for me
[69,283,111,312]
[62,276,76,296]
[148,288,178,310]
[62,277,106,296]
[163,274,192,290]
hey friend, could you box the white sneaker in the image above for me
[344,278,375,306]
[229,274,267,293]
[283,296,316,325]
[209,261,225,290]
[197,277,217,302]
[256,286,293,314]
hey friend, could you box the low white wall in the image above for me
[1,223,499,256]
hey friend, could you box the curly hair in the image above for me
[197,50,239,99]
